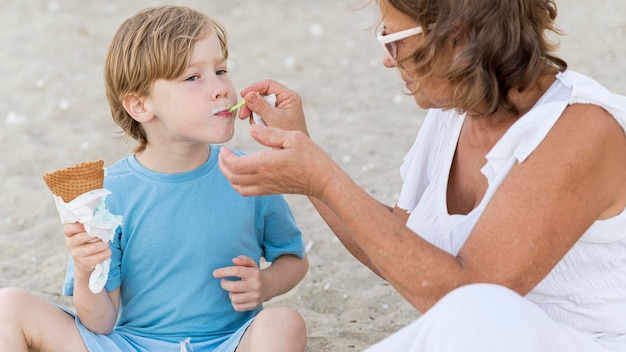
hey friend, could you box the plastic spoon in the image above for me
[228,100,246,112]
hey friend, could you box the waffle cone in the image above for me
[42,160,105,202]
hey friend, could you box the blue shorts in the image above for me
[57,306,254,352]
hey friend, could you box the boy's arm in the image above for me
[261,254,309,301]
[214,254,308,312]
[65,222,120,334]
[73,281,120,334]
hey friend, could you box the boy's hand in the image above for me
[64,222,112,278]
[213,255,266,312]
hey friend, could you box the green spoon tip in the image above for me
[228,100,246,112]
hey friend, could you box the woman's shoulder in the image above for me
[558,71,626,105]
[558,70,626,132]
[557,70,611,93]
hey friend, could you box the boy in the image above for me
[0,5,308,352]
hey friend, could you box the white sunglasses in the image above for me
[377,26,423,62]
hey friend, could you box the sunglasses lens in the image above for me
[385,42,396,61]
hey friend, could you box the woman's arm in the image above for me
[313,103,626,311]
[308,197,409,277]
[220,80,625,312]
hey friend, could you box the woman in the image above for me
[219,0,626,350]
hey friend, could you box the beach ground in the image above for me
[1,1,624,350]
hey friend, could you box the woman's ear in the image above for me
[122,93,153,122]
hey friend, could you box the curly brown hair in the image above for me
[104,5,228,152]
[384,0,567,116]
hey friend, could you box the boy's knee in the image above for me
[257,307,306,332]
[0,287,31,317]
[254,307,306,348]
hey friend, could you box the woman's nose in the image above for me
[382,55,396,68]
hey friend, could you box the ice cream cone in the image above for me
[42,160,105,202]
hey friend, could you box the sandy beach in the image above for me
[1,0,624,350]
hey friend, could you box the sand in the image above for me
[1,0,624,350]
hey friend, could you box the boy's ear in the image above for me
[122,93,153,122]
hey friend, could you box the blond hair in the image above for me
[386,0,567,116]
[104,5,228,152]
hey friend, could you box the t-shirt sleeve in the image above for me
[258,194,305,262]
[104,227,123,291]
[62,255,75,296]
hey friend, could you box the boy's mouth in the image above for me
[211,106,229,115]
[212,100,244,115]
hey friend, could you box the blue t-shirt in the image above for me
[63,144,305,343]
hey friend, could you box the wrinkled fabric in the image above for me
[52,188,122,293]
[395,70,626,349]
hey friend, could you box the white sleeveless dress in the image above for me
[371,71,626,351]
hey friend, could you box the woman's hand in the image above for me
[237,79,309,135]
[64,222,111,279]
[219,125,336,198]
[223,79,340,197]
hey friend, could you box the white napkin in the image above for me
[52,188,122,293]
[252,94,276,126]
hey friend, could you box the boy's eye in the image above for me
[216,69,228,76]
[185,74,200,82]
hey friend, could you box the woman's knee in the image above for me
[424,284,529,331]
[438,283,521,312]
